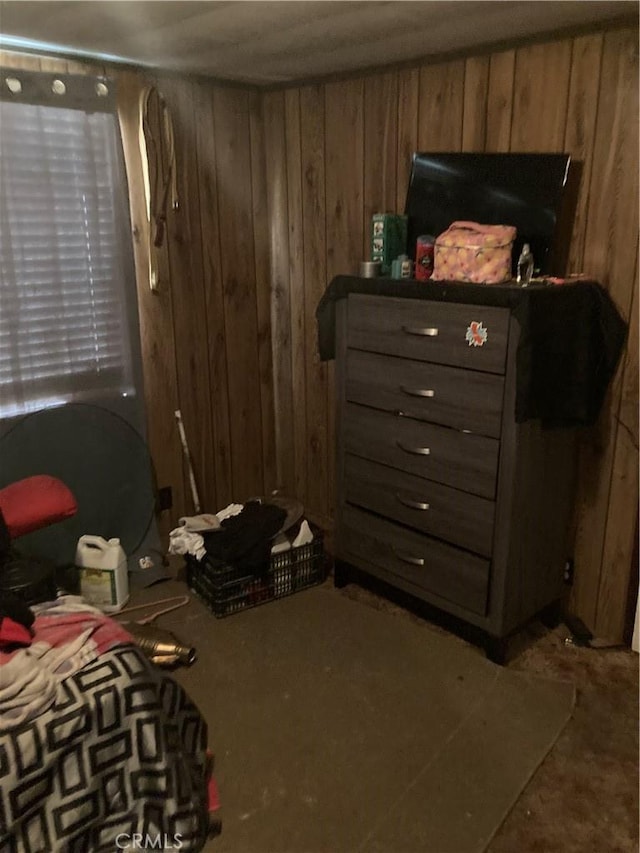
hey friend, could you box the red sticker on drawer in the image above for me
[465,321,488,347]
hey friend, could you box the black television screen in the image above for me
[404,152,574,276]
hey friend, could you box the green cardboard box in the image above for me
[370,213,408,274]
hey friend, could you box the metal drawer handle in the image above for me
[400,385,435,398]
[402,325,439,337]
[392,547,425,567]
[396,493,430,511]
[396,440,430,456]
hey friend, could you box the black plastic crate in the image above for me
[186,524,326,617]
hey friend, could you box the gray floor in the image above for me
[121,577,594,853]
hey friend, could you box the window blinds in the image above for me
[0,87,134,418]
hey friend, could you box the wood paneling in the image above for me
[248,91,278,497]
[117,71,185,539]
[211,86,264,502]
[263,90,294,496]
[486,49,515,152]
[510,41,572,151]
[569,26,639,637]
[396,67,420,211]
[324,79,365,279]
[462,56,489,151]
[300,85,329,522]
[154,75,216,515]
[417,59,465,151]
[284,88,307,505]
[325,78,364,519]
[363,71,398,258]
[129,71,271,513]
[563,34,604,273]
[596,254,639,638]
[260,23,638,642]
[193,81,233,509]
[126,71,269,518]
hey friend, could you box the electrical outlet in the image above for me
[158,486,173,511]
[563,558,574,585]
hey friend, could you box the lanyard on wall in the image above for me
[138,85,178,290]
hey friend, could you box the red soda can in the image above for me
[415,235,435,280]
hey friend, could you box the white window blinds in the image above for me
[0,86,135,418]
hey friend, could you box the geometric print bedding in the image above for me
[0,645,209,852]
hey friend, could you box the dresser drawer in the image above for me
[346,349,505,438]
[347,294,510,374]
[344,403,499,499]
[341,505,489,615]
[344,455,495,557]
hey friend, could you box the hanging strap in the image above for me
[138,85,178,289]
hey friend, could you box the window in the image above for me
[0,72,136,418]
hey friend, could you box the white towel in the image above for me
[168,527,206,561]
[270,534,292,555]
[292,520,313,548]
[178,513,220,532]
[216,502,243,522]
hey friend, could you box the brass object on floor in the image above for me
[126,622,196,666]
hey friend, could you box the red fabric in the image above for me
[0,617,32,648]
[208,774,220,812]
[0,475,77,538]
[0,611,134,665]
[205,750,220,812]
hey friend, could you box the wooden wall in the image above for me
[262,23,639,642]
[118,72,276,540]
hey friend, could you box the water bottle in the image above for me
[517,243,534,287]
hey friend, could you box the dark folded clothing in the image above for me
[202,501,286,572]
[0,554,58,607]
[0,508,10,564]
[0,588,35,630]
[316,276,626,428]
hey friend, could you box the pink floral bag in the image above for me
[433,221,517,284]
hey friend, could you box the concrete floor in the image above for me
[126,571,638,853]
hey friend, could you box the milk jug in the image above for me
[76,535,129,613]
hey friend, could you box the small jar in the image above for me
[400,255,413,278]
[359,260,381,278]
[415,235,435,280]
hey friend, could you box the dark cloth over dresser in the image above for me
[316,277,626,428]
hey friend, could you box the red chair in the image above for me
[0,475,77,541]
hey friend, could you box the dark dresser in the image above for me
[320,277,626,660]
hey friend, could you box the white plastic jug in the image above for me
[76,535,129,613]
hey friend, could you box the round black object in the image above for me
[0,556,57,606]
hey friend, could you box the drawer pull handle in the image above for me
[402,325,439,337]
[396,493,430,511]
[392,548,425,567]
[396,440,430,456]
[400,385,435,398]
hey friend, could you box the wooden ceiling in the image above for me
[0,1,637,85]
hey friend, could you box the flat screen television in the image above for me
[404,152,578,277]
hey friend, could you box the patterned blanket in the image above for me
[0,602,210,852]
